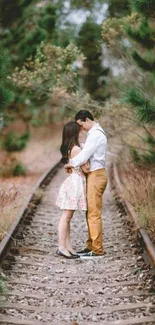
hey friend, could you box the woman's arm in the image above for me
[71,146,90,173]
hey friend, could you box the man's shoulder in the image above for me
[93,125,106,137]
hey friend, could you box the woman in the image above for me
[56,121,89,259]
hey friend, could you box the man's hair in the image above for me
[75,110,94,122]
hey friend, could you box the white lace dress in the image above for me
[56,167,87,211]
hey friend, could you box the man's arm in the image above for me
[67,132,101,168]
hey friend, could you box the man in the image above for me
[65,110,107,257]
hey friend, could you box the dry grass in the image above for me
[0,181,33,241]
[0,186,19,240]
[103,98,155,244]
[0,124,62,242]
[121,166,155,244]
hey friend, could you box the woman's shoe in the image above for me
[69,251,79,257]
[56,249,79,259]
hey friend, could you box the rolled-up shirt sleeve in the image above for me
[70,132,101,167]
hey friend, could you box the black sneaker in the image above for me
[76,248,91,256]
[80,251,104,259]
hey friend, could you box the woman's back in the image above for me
[56,144,87,211]
[70,145,90,175]
[70,145,85,177]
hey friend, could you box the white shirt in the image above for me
[70,122,107,171]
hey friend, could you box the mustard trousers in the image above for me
[86,168,107,255]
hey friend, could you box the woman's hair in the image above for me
[60,121,80,164]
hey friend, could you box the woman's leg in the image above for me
[66,219,76,254]
[58,210,74,256]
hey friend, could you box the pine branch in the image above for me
[120,137,153,153]
[143,125,154,139]
[144,135,155,146]
[122,87,155,124]
[132,51,155,71]
[130,0,155,17]
[0,87,14,111]
[126,20,154,49]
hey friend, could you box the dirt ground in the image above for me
[0,123,62,240]
[0,121,154,248]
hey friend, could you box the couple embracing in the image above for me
[56,110,107,259]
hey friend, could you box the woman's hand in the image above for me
[65,163,72,174]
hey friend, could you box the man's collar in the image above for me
[88,122,99,135]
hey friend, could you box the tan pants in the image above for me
[86,168,107,255]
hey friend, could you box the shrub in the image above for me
[0,186,19,241]
[121,165,155,244]
[13,163,26,176]
[3,132,30,152]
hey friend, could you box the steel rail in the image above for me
[0,160,62,262]
[112,162,155,268]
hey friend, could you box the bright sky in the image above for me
[67,3,108,25]
[38,1,109,26]
[63,1,108,25]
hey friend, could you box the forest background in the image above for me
[0,0,154,247]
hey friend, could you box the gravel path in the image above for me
[0,153,155,325]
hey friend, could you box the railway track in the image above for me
[0,157,155,325]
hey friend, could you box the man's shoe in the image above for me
[80,251,104,259]
[76,248,91,256]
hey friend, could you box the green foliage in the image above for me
[126,1,155,79]
[0,0,23,28]
[102,13,142,47]
[129,0,155,16]
[123,85,155,166]
[122,88,155,124]
[0,0,110,130]
[126,19,154,49]
[0,49,14,113]
[3,132,30,152]
[132,51,155,71]
[11,43,85,106]
[131,147,155,166]
[77,18,109,99]
[124,1,155,168]
[52,25,76,48]
[13,163,26,176]
[19,28,48,55]
[0,1,38,28]
[145,135,155,146]
[131,148,141,163]
[0,2,57,64]
[108,0,130,18]
[38,4,56,31]
[142,135,155,165]
[70,0,104,9]
[103,0,155,166]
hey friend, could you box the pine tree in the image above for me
[108,0,130,18]
[0,1,58,128]
[122,0,155,165]
[77,18,109,100]
[0,1,57,64]
[70,0,104,9]
[0,48,14,129]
